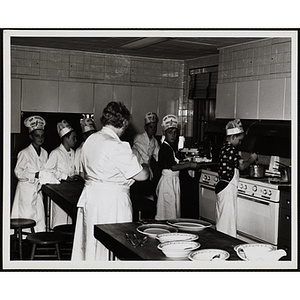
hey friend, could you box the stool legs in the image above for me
[30,243,61,260]
[30,244,36,260]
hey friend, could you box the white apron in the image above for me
[155,169,180,220]
[71,182,132,261]
[11,144,48,232]
[155,141,180,220]
[215,168,239,238]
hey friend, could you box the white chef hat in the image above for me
[161,114,178,132]
[57,120,74,138]
[80,114,97,134]
[24,115,46,133]
[226,118,244,136]
[144,112,158,125]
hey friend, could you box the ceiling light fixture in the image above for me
[120,37,170,50]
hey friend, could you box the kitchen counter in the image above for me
[94,221,245,261]
[41,179,84,229]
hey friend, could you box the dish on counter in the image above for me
[157,241,200,258]
[234,243,277,261]
[188,249,230,261]
[156,232,198,243]
[167,218,212,232]
[136,224,178,238]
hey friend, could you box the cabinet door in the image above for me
[11,79,21,133]
[131,86,159,134]
[284,78,291,120]
[236,81,259,119]
[215,83,236,118]
[22,79,59,112]
[258,78,285,119]
[112,85,132,113]
[94,84,113,130]
[59,81,93,113]
[157,88,181,136]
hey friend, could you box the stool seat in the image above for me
[27,232,65,245]
[27,232,66,260]
[53,224,75,236]
[11,218,36,229]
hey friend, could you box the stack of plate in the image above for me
[156,232,198,243]
[136,224,177,239]
[157,241,200,258]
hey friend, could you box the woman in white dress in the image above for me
[11,116,48,233]
[72,102,149,261]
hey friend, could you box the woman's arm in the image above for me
[131,163,150,181]
[171,161,198,171]
[239,153,258,171]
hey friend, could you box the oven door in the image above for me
[199,184,217,224]
[237,194,279,245]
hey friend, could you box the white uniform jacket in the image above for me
[72,127,143,261]
[42,144,76,228]
[11,144,48,232]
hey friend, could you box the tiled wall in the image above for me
[218,38,291,83]
[11,45,184,89]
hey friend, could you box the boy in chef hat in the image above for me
[131,112,160,215]
[215,118,257,238]
[74,114,97,178]
[11,116,48,233]
[42,119,78,229]
[155,114,199,220]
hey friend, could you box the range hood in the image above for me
[239,120,291,158]
[205,120,291,159]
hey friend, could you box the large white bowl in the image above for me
[157,241,200,258]
[167,218,212,232]
[188,249,230,261]
[156,232,199,243]
[136,224,178,239]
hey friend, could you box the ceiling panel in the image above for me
[11,37,263,60]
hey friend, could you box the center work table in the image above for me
[94,221,245,261]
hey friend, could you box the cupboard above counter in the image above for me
[215,78,291,120]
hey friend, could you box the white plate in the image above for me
[157,241,200,258]
[188,249,230,261]
[156,232,198,243]
[234,244,277,261]
[167,218,212,232]
[136,224,178,238]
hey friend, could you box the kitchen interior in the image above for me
[7,31,296,265]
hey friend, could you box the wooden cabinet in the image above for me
[11,79,21,133]
[215,83,236,118]
[157,88,181,136]
[58,81,93,113]
[131,86,159,134]
[22,79,59,112]
[284,78,291,120]
[278,189,291,260]
[259,78,285,119]
[236,81,259,119]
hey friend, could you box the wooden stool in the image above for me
[26,232,65,260]
[11,218,36,260]
[53,224,75,259]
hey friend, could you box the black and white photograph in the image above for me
[2,29,298,275]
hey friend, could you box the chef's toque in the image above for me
[80,114,97,133]
[144,112,158,125]
[57,120,74,138]
[24,115,46,133]
[226,119,244,136]
[161,114,178,132]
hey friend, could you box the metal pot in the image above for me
[249,164,265,178]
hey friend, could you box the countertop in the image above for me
[94,221,246,261]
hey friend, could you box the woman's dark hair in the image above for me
[100,102,131,128]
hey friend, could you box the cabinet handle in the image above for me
[286,215,290,220]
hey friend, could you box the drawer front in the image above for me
[278,207,291,239]
[280,191,291,210]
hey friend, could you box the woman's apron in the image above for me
[71,181,132,261]
[215,168,239,238]
[155,141,180,220]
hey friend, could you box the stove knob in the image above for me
[263,189,267,195]
[252,185,257,192]
[207,176,210,180]
[244,184,247,190]
[214,177,219,182]
[268,190,272,196]
[240,183,243,189]
[204,175,207,180]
